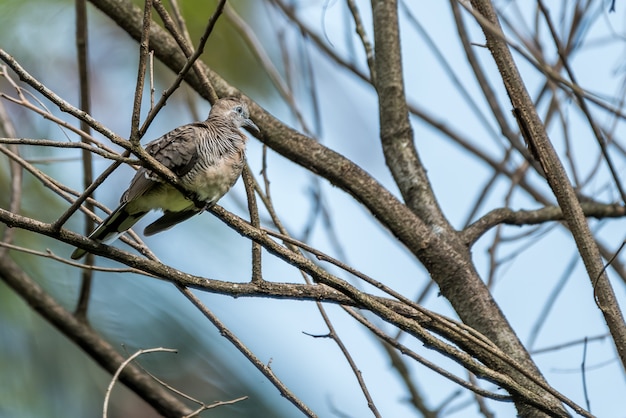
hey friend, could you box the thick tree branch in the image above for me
[0,204,591,416]
[9,1,578,414]
[371,0,447,227]
[463,202,626,246]
[0,255,194,418]
[469,0,626,376]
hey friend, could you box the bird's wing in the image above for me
[122,123,203,203]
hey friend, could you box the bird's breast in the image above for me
[182,154,244,204]
[126,150,244,214]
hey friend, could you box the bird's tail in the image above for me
[71,203,147,260]
[143,208,200,236]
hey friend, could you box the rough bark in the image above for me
[83,0,571,415]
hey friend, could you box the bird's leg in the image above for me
[187,192,213,213]
[199,201,215,213]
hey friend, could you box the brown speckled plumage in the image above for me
[71,97,258,260]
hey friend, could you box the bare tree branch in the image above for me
[3,1,625,416]
[0,256,194,418]
[468,0,626,377]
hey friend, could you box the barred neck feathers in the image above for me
[197,120,246,164]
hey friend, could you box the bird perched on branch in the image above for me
[71,97,259,260]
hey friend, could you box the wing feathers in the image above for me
[70,203,147,260]
[72,97,253,259]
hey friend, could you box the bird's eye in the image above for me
[235,106,243,114]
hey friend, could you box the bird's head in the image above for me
[210,97,260,134]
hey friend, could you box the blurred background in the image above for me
[1,0,626,417]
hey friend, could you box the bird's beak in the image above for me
[243,118,260,134]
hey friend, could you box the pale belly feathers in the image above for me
[127,157,240,213]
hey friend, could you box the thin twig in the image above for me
[75,0,96,319]
[242,163,263,283]
[537,0,626,204]
[103,347,178,418]
[0,101,22,255]
[183,396,249,418]
[149,50,155,110]
[0,137,135,163]
[223,3,312,134]
[403,0,504,150]
[449,0,519,148]
[248,156,382,416]
[0,69,121,156]
[581,337,591,413]
[468,372,496,418]
[176,285,317,417]
[0,242,152,275]
[139,0,225,135]
[532,333,609,355]
[527,253,579,349]
[457,0,626,121]
[167,0,216,101]
[380,340,438,417]
[129,0,153,143]
[0,143,150,258]
[0,51,124,144]
[344,306,512,402]
[127,353,249,417]
[52,155,128,230]
[346,0,376,82]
